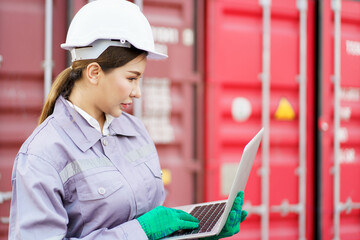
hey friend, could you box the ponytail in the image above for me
[38,67,72,125]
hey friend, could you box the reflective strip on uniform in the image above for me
[125,144,156,163]
[59,158,114,183]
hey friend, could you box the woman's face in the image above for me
[96,54,147,118]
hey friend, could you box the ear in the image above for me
[85,62,102,85]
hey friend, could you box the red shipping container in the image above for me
[2,0,359,239]
[318,0,360,239]
[0,1,203,239]
[205,0,315,239]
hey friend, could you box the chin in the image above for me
[111,110,123,118]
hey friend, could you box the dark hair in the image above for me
[38,46,147,125]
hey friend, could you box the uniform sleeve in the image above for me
[9,153,148,240]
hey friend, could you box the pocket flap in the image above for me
[76,170,123,201]
[144,161,162,179]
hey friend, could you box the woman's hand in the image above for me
[137,206,199,240]
[205,191,247,240]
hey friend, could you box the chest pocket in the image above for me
[73,168,132,228]
[76,168,124,201]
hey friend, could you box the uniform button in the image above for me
[102,139,108,146]
[98,187,106,195]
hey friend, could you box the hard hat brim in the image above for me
[61,39,168,62]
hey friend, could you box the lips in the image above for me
[120,102,132,110]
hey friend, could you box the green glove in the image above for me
[205,191,247,240]
[137,206,199,240]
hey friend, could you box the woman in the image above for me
[9,0,247,239]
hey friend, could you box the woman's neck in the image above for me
[68,84,105,130]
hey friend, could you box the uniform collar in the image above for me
[53,96,138,152]
[109,113,140,137]
[65,99,114,136]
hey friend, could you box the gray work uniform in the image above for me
[9,96,165,239]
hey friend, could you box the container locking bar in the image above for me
[297,0,308,239]
[331,0,341,239]
[133,0,144,119]
[43,0,53,101]
[259,0,271,239]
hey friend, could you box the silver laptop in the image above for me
[163,128,264,240]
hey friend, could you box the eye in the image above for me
[128,77,138,81]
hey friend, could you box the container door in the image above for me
[205,0,315,239]
[0,0,66,238]
[318,0,360,239]
[142,0,204,207]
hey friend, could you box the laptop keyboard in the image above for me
[170,202,226,237]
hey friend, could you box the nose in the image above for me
[130,83,141,99]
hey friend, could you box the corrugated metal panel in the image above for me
[205,0,315,239]
[142,0,203,207]
[0,0,67,238]
[319,0,360,239]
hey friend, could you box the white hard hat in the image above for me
[61,0,167,62]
